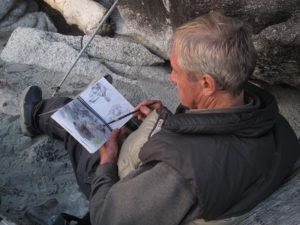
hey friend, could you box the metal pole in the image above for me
[51,0,119,97]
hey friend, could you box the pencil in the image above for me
[106,102,157,125]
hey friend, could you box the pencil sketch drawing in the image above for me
[52,77,135,152]
[58,100,110,143]
[107,104,130,122]
[88,82,111,103]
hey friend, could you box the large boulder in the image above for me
[0,27,109,78]
[36,0,299,88]
[42,0,112,35]
[0,27,164,74]
[107,0,174,59]
[81,35,164,66]
[97,0,300,89]
[253,10,300,89]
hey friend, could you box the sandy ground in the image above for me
[0,38,88,224]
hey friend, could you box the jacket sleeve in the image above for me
[89,162,198,225]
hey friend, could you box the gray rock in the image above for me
[105,61,170,82]
[0,27,111,78]
[0,0,17,20]
[0,27,163,84]
[252,11,300,89]
[237,165,300,225]
[4,63,32,73]
[265,84,300,139]
[0,0,57,39]
[107,0,299,58]
[82,35,164,66]
[258,14,300,46]
[0,214,17,225]
[107,77,147,107]
[0,50,90,223]
[32,12,57,32]
[51,32,82,49]
[0,12,57,39]
[104,61,178,111]
[102,0,300,88]
[113,4,173,59]
[57,34,164,66]
[137,79,179,112]
[0,86,18,116]
[0,113,89,223]
[0,1,28,27]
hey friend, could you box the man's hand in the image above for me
[100,129,121,164]
[134,100,162,121]
[99,127,131,164]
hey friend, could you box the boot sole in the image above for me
[19,86,37,137]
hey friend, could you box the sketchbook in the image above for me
[51,77,134,153]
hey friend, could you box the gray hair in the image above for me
[173,11,257,96]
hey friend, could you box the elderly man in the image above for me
[20,11,299,225]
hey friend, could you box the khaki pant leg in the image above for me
[117,110,159,179]
[187,212,251,225]
[187,216,240,225]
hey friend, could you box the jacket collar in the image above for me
[163,83,278,138]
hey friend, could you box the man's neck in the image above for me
[196,91,245,110]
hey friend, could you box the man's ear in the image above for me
[199,74,217,96]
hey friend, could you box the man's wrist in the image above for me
[100,157,117,165]
[96,162,119,178]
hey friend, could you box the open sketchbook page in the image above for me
[51,77,134,153]
[80,78,134,130]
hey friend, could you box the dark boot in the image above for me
[19,75,113,138]
[25,198,62,225]
[19,86,43,137]
[19,85,74,140]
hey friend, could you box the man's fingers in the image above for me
[134,100,152,110]
[135,100,161,110]
[119,127,131,137]
[134,106,151,121]
[106,129,120,144]
[100,129,121,164]
[134,100,162,121]
[111,129,120,137]
[140,105,152,115]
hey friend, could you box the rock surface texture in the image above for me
[100,0,300,89]
[42,0,111,35]
[233,160,300,225]
[38,0,299,87]
[0,0,299,224]
[0,0,57,38]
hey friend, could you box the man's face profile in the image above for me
[169,47,203,109]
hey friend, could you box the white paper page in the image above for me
[51,99,111,153]
[80,78,134,129]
